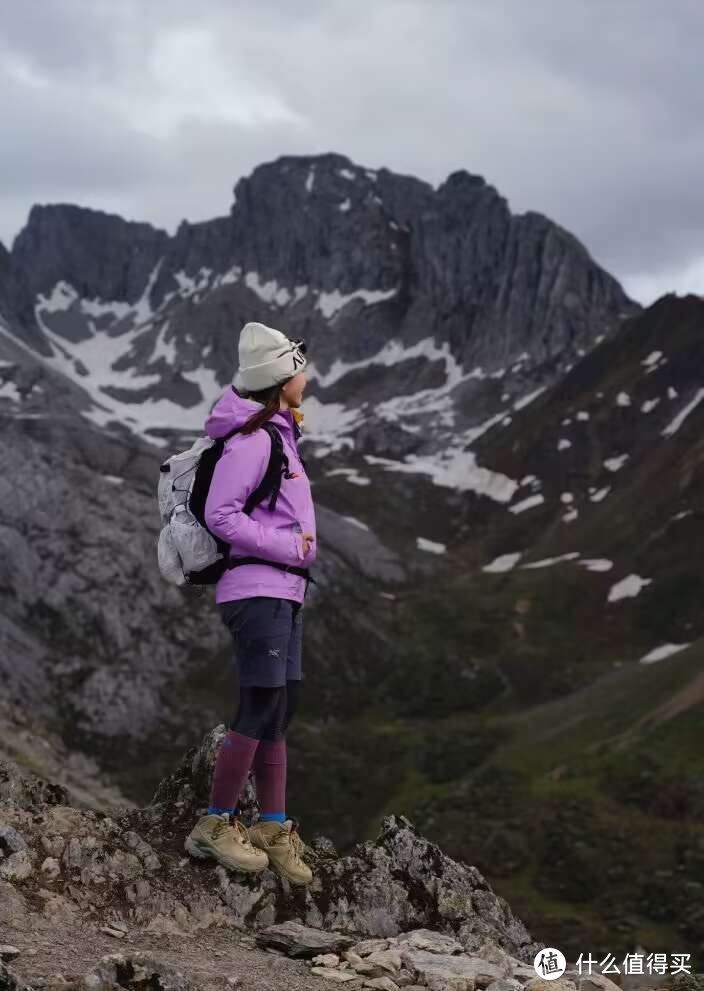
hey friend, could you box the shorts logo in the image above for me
[267,647,281,658]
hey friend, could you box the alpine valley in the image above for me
[0,152,702,968]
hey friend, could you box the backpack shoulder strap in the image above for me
[242,422,289,514]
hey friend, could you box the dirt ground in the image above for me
[4,916,321,991]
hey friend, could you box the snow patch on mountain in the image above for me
[642,350,663,368]
[482,552,615,575]
[0,378,22,402]
[309,337,487,427]
[314,285,398,319]
[133,260,163,324]
[36,263,165,339]
[324,467,371,486]
[521,551,580,569]
[37,281,132,324]
[642,350,667,374]
[639,642,692,664]
[604,454,629,472]
[509,493,545,514]
[483,552,523,573]
[244,271,293,307]
[589,486,611,502]
[577,558,613,572]
[417,537,446,554]
[152,321,177,365]
[293,395,364,454]
[662,388,704,436]
[341,514,369,530]
[513,386,546,410]
[608,574,652,602]
[364,448,519,502]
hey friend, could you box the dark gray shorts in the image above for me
[218,596,304,687]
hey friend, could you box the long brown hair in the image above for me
[237,382,287,434]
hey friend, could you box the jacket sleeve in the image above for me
[204,431,304,566]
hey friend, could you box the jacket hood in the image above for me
[205,386,303,442]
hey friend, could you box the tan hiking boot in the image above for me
[247,816,313,886]
[184,813,269,873]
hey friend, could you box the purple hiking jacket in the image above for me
[204,386,317,605]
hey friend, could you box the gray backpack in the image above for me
[156,422,316,591]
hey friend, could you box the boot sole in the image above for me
[184,836,269,873]
[257,853,313,886]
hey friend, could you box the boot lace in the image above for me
[212,815,253,849]
[287,820,309,865]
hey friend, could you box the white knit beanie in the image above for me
[232,321,308,393]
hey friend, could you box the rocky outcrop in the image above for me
[0,727,545,989]
[3,728,703,990]
[11,204,170,307]
[0,243,40,350]
[133,727,542,958]
[0,410,225,793]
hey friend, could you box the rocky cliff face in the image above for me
[2,152,637,456]
[12,204,170,311]
[0,723,553,991]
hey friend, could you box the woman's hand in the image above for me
[301,532,315,555]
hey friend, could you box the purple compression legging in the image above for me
[209,679,301,814]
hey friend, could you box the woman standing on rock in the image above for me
[185,322,316,886]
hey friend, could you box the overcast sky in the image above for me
[1,0,702,304]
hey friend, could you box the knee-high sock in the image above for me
[209,729,260,812]
[252,738,287,815]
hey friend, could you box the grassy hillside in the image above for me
[287,297,704,965]
[289,632,703,966]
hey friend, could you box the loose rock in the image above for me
[81,952,192,990]
[366,950,403,975]
[0,851,33,883]
[363,978,400,991]
[397,930,464,955]
[256,921,356,958]
[311,966,361,983]
[313,954,342,968]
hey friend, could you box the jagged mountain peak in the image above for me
[12,202,170,304]
[1,150,638,460]
[241,149,378,184]
[233,150,436,214]
[13,201,169,253]
[437,167,493,197]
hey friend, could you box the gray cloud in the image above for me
[1,0,703,303]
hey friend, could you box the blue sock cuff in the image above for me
[208,805,238,816]
[260,812,286,823]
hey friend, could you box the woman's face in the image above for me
[281,370,307,407]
